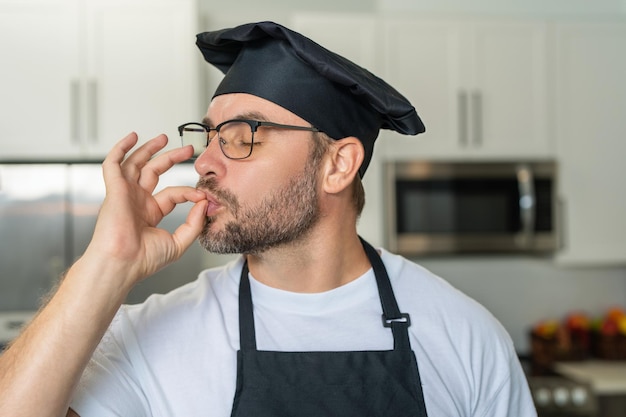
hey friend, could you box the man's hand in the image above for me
[81,132,208,288]
[0,133,207,417]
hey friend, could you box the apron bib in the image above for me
[230,238,428,417]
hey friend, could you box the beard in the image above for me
[196,158,320,255]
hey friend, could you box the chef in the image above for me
[191,23,428,416]
[0,22,536,416]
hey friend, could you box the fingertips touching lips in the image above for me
[195,177,239,213]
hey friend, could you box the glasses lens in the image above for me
[218,121,253,159]
[181,124,208,157]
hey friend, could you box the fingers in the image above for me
[102,132,161,189]
[137,144,195,191]
[103,132,194,193]
[102,132,139,186]
[120,134,169,182]
[152,186,207,219]
[172,199,209,252]
[106,132,140,164]
[91,133,206,280]
[153,187,208,257]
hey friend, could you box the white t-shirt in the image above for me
[71,249,537,417]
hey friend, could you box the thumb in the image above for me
[172,199,208,255]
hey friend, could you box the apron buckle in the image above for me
[382,313,411,328]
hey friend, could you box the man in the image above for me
[0,22,536,416]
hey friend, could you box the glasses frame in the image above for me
[177,119,321,160]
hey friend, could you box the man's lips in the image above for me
[197,189,223,217]
[205,200,222,217]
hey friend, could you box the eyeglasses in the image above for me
[177,119,321,159]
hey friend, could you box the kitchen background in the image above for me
[193,0,626,355]
[1,1,626,412]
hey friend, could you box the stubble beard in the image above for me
[196,159,320,255]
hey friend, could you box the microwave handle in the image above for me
[517,164,535,246]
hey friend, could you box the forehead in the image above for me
[206,93,311,126]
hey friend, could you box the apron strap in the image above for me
[359,237,412,351]
[238,238,412,351]
[238,261,257,350]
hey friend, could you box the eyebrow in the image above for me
[202,111,270,127]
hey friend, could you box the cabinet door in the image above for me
[554,21,626,265]
[381,17,552,160]
[82,0,200,157]
[471,20,551,157]
[0,0,81,159]
[381,18,466,159]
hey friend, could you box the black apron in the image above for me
[230,238,428,417]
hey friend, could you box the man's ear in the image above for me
[322,137,364,195]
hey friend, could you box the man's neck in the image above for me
[245,228,371,293]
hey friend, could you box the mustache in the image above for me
[195,177,239,214]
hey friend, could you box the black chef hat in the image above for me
[196,21,425,176]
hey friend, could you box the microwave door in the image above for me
[387,161,557,255]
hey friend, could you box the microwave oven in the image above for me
[384,161,558,255]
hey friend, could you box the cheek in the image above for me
[230,155,308,202]
[222,138,313,200]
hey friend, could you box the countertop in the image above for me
[554,360,626,395]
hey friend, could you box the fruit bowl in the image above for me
[590,307,626,360]
[530,312,591,372]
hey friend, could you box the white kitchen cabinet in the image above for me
[0,0,199,160]
[553,20,626,265]
[0,0,80,158]
[380,17,552,160]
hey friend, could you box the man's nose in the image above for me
[194,136,223,176]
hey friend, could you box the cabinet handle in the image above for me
[472,91,482,147]
[87,80,98,142]
[70,80,81,144]
[458,91,468,147]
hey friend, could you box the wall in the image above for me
[376,0,626,15]
[196,0,626,355]
[417,257,626,353]
[199,0,626,16]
